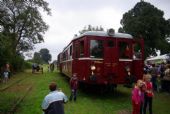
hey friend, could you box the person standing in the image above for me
[150,64,158,91]
[40,64,44,74]
[3,70,9,83]
[48,64,51,72]
[5,63,11,78]
[143,74,154,114]
[69,74,78,101]
[131,80,143,114]
[50,63,54,72]
[162,64,170,93]
[42,82,68,114]
[140,78,146,114]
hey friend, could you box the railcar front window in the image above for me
[108,40,114,47]
[119,42,131,59]
[90,40,103,58]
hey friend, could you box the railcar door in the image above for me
[132,39,144,80]
[104,39,118,84]
[117,40,133,84]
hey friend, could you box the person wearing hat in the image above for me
[41,82,68,114]
[69,73,78,101]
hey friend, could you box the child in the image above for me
[143,74,154,114]
[140,79,146,114]
[132,80,143,114]
[69,74,78,101]
[157,74,161,92]
[3,70,9,83]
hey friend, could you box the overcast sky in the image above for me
[27,0,170,61]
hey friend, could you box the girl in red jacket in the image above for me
[143,74,154,114]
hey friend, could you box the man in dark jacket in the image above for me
[42,82,68,114]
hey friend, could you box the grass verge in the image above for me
[0,68,170,114]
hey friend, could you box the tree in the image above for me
[32,48,51,64]
[39,48,51,63]
[33,52,42,64]
[0,33,11,66]
[0,32,25,71]
[0,0,51,54]
[119,1,170,57]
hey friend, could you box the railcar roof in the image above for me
[73,31,133,39]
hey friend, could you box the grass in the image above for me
[0,67,170,114]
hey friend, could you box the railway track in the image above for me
[9,85,33,114]
[0,85,33,114]
[0,77,32,114]
[0,78,27,92]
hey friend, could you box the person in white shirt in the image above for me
[42,82,68,114]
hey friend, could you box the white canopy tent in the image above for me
[146,54,169,64]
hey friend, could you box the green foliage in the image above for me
[39,48,52,63]
[10,55,25,72]
[119,1,170,57]
[0,0,51,72]
[0,33,29,72]
[23,61,32,69]
[33,52,43,64]
[32,48,52,64]
[0,0,51,53]
[0,33,13,67]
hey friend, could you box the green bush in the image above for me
[10,55,25,72]
[23,61,32,69]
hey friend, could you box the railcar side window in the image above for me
[133,43,141,59]
[90,40,103,58]
[119,42,131,59]
[108,40,114,47]
[70,45,72,56]
[80,41,84,57]
[75,44,79,58]
[63,51,67,60]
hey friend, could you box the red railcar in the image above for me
[58,29,144,85]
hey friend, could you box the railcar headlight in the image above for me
[91,65,96,71]
[125,66,131,76]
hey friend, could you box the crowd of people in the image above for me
[144,61,170,93]
[132,61,170,114]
